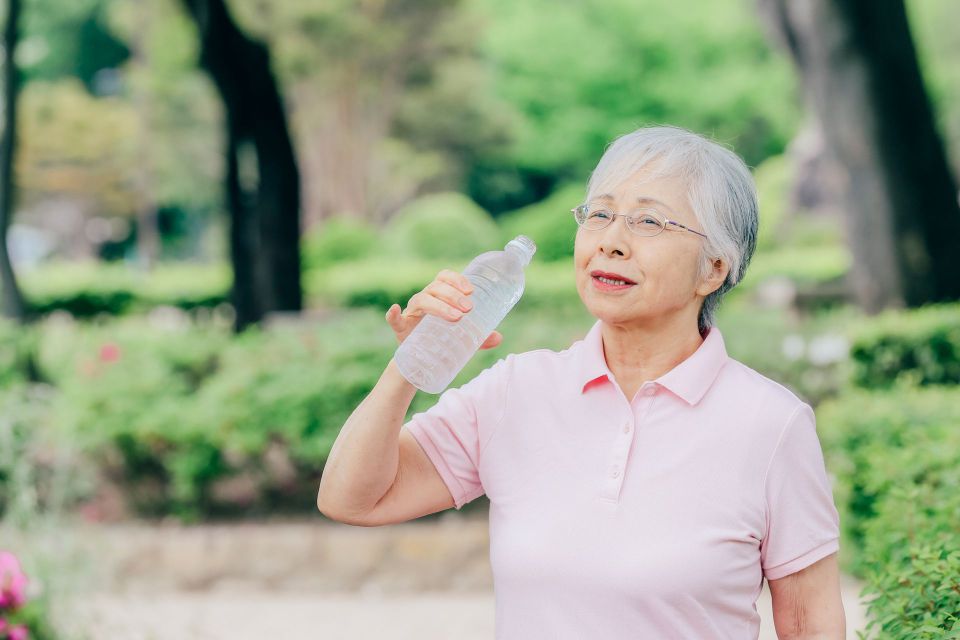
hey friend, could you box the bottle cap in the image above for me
[505,235,537,267]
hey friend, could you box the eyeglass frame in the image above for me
[571,203,709,240]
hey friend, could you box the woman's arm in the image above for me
[316,268,500,525]
[768,552,846,639]
[316,358,419,522]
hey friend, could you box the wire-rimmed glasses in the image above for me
[571,204,708,239]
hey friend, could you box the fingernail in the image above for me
[448,309,462,319]
[460,298,472,309]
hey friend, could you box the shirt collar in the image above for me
[575,319,729,405]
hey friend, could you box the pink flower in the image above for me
[0,551,28,610]
[99,343,122,363]
[8,624,29,640]
[0,617,7,632]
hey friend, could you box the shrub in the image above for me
[384,192,501,261]
[305,257,582,313]
[497,183,584,262]
[0,322,40,388]
[302,214,379,271]
[817,384,960,637]
[848,302,960,389]
[20,262,229,319]
[753,154,791,252]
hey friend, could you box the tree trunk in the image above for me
[181,0,302,331]
[0,0,26,322]
[758,0,960,313]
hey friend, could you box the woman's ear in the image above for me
[696,258,729,297]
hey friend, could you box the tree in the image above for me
[0,0,26,322]
[758,0,960,313]
[180,0,301,331]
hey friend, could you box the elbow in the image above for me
[316,483,338,520]
[316,489,374,527]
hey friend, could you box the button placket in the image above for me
[601,399,654,502]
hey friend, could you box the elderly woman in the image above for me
[318,125,845,639]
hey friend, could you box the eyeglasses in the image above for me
[571,204,708,239]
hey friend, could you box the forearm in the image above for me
[317,357,418,518]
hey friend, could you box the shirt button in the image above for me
[623,423,631,433]
[611,469,620,478]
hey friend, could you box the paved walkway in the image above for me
[81,574,868,639]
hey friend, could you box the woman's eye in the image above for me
[639,216,659,226]
[588,210,610,219]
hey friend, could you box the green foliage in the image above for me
[738,245,850,288]
[715,300,860,406]
[848,303,960,389]
[753,154,791,252]
[383,192,501,261]
[0,323,39,388]
[477,0,800,184]
[817,385,960,637]
[302,214,380,270]
[21,262,230,318]
[497,183,584,262]
[306,257,581,313]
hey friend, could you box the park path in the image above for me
[58,514,867,639]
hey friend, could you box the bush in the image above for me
[306,257,583,313]
[497,183,584,262]
[303,214,379,271]
[848,302,960,389]
[753,154,791,252]
[21,262,229,318]
[384,192,501,261]
[0,322,41,388]
[817,385,960,638]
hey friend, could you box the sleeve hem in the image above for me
[404,421,470,510]
[763,537,840,581]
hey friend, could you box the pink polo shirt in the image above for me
[403,319,841,639]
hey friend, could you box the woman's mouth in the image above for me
[592,275,635,292]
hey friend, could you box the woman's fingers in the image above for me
[386,270,478,344]
[436,269,473,296]
[479,331,502,350]
[425,280,474,314]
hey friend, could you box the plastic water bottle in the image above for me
[394,235,537,394]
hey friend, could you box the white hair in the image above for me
[584,125,759,335]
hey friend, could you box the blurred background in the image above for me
[0,0,958,638]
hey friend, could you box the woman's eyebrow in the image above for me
[635,197,674,212]
[596,193,675,212]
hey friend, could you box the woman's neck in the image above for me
[600,321,706,385]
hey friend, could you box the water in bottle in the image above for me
[394,235,537,393]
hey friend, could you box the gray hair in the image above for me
[584,125,759,335]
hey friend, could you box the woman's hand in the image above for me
[386,269,503,350]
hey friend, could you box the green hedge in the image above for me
[20,262,230,318]
[497,183,583,262]
[305,257,583,313]
[302,214,379,271]
[848,302,960,389]
[817,384,960,638]
[383,192,502,261]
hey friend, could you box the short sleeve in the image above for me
[760,402,841,580]
[402,355,512,510]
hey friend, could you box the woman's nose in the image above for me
[598,215,632,251]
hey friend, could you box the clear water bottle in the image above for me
[394,235,537,393]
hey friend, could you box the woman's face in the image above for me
[574,167,723,328]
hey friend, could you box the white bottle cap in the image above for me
[505,235,537,267]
